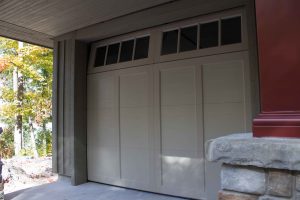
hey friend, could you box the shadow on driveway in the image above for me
[5,188,30,200]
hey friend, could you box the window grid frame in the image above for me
[160,15,242,56]
[161,28,179,55]
[179,24,198,53]
[134,35,151,60]
[88,8,247,74]
[93,35,150,68]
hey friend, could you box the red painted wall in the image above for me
[254,0,300,137]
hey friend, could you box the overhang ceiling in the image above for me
[0,0,174,47]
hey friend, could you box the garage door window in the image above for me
[180,25,198,52]
[200,21,219,49]
[221,16,242,45]
[106,43,120,65]
[120,39,134,62]
[134,36,150,60]
[93,35,150,68]
[90,11,245,72]
[161,30,178,55]
[94,46,107,67]
[161,16,242,55]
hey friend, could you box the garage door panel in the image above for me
[160,67,196,106]
[203,59,247,141]
[203,102,246,200]
[87,71,120,184]
[159,65,199,158]
[120,71,150,107]
[87,52,250,200]
[202,56,248,200]
[203,60,245,104]
[119,67,154,189]
[161,105,198,157]
[88,108,118,146]
[87,73,116,109]
[204,103,246,140]
[162,157,204,193]
[88,146,120,181]
[157,61,204,199]
[120,107,150,149]
[121,147,150,184]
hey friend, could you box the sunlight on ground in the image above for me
[2,157,58,194]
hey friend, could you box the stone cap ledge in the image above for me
[206,133,300,171]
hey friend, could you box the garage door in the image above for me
[87,9,252,200]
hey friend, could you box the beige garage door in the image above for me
[87,51,251,199]
[87,9,252,200]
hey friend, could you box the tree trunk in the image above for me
[13,67,23,155]
[29,117,39,158]
[13,41,24,156]
[42,122,47,156]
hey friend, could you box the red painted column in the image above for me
[253,0,300,137]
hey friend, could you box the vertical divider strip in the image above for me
[117,73,122,179]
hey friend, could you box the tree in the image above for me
[0,37,53,157]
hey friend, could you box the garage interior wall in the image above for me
[51,0,259,190]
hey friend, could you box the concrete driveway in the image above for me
[5,178,188,200]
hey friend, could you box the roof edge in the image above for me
[0,20,53,48]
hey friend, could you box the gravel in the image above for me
[2,157,58,194]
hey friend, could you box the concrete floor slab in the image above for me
[5,178,188,200]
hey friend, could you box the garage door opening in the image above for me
[87,8,252,200]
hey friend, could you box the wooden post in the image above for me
[253,0,300,137]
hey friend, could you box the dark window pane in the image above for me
[161,30,178,55]
[180,26,197,52]
[106,43,120,65]
[94,46,107,67]
[200,21,219,49]
[221,17,242,45]
[134,36,150,60]
[120,40,134,62]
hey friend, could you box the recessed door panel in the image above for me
[156,62,205,199]
[119,67,154,190]
[203,60,247,139]
[87,72,120,183]
[202,59,249,200]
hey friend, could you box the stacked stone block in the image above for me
[219,164,298,200]
[206,133,300,200]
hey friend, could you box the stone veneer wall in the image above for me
[206,133,300,200]
[219,164,300,200]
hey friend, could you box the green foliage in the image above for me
[0,125,15,158]
[36,129,52,157]
[0,37,53,158]
[19,148,35,157]
[0,37,18,56]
